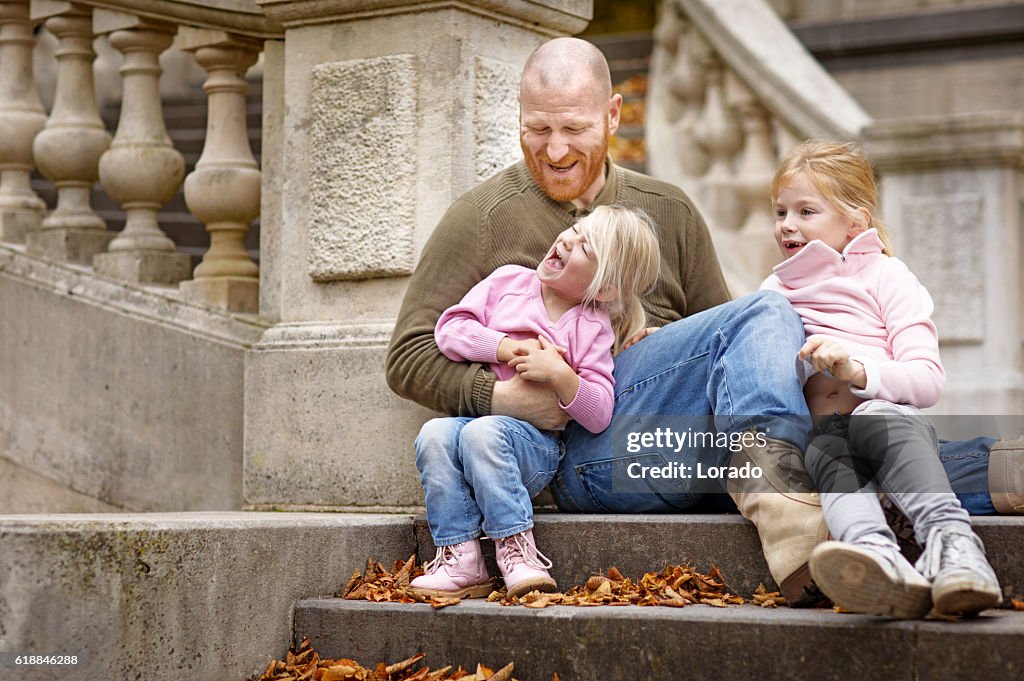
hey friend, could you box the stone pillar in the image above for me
[27,2,113,263]
[0,0,46,244]
[246,0,590,509]
[178,28,261,314]
[865,112,1024,416]
[92,11,190,285]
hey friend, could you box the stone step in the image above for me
[415,515,1024,600]
[295,599,1024,681]
[0,512,416,681]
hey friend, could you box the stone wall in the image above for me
[0,246,264,512]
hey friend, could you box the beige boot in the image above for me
[729,436,830,607]
[990,436,1024,514]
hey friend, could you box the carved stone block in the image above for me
[899,194,984,343]
[474,56,521,184]
[307,54,417,282]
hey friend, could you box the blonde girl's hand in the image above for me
[497,337,543,362]
[799,335,867,389]
[507,336,579,404]
[622,326,659,351]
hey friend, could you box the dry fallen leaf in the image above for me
[1012,597,1024,611]
[246,637,543,681]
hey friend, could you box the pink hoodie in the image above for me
[760,229,944,408]
[435,265,615,433]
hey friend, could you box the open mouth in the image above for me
[783,240,806,254]
[544,245,567,271]
[547,161,578,174]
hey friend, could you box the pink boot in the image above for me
[409,539,493,599]
[494,529,557,598]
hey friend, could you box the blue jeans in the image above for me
[939,437,997,515]
[550,290,1000,515]
[415,415,562,546]
[552,291,810,513]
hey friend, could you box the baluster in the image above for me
[93,13,189,285]
[732,79,781,276]
[28,3,112,263]
[178,29,260,313]
[668,26,709,180]
[0,0,46,243]
[693,54,744,231]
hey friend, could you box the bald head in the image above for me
[520,37,612,104]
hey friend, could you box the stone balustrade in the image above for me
[0,0,280,311]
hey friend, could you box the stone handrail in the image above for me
[0,0,271,313]
[55,0,282,37]
[646,0,873,294]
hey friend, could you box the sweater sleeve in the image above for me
[385,197,497,417]
[559,315,616,434]
[435,267,522,364]
[848,259,945,407]
[682,204,732,314]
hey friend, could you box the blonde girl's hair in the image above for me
[771,139,894,256]
[575,205,661,354]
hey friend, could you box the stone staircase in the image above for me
[291,514,1024,681]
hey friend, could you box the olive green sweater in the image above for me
[385,159,731,417]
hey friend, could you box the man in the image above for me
[386,37,826,606]
[386,37,1022,606]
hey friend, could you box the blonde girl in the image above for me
[410,205,660,599]
[762,139,1001,618]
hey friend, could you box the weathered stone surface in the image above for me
[244,322,432,510]
[473,56,521,184]
[25,227,114,266]
[93,249,192,285]
[307,55,417,281]
[297,599,1024,681]
[0,246,264,512]
[0,512,414,681]
[898,193,984,344]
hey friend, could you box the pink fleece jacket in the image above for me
[760,229,944,408]
[435,265,615,433]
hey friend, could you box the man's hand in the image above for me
[799,335,867,389]
[496,337,543,362]
[622,326,659,351]
[492,375,570,430]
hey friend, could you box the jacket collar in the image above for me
[772,228,886,288]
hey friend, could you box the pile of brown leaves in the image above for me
[250,636,537,681]
[340,556,783,610]
[493,564,753,609]
[339,555,485,609]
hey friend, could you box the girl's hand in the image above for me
[799,335,867,389]
[497,337,543,362]
[507,336,579,404]
[622,326,659,351]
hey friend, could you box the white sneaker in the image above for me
[810,539,932,618]
[916,525,1002,616]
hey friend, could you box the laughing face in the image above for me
[536,224,598,307]
[520,80,621,208]
[774,173,864,258]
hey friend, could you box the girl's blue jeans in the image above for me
[415,415,562,546]
[550,291,1001,516]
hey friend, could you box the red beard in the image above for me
[522,132,608,203]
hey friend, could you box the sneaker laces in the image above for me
[423,544,462,574]
[496,533,553,572]
[915,526,989,581]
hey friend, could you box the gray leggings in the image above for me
[804,400,972,547]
